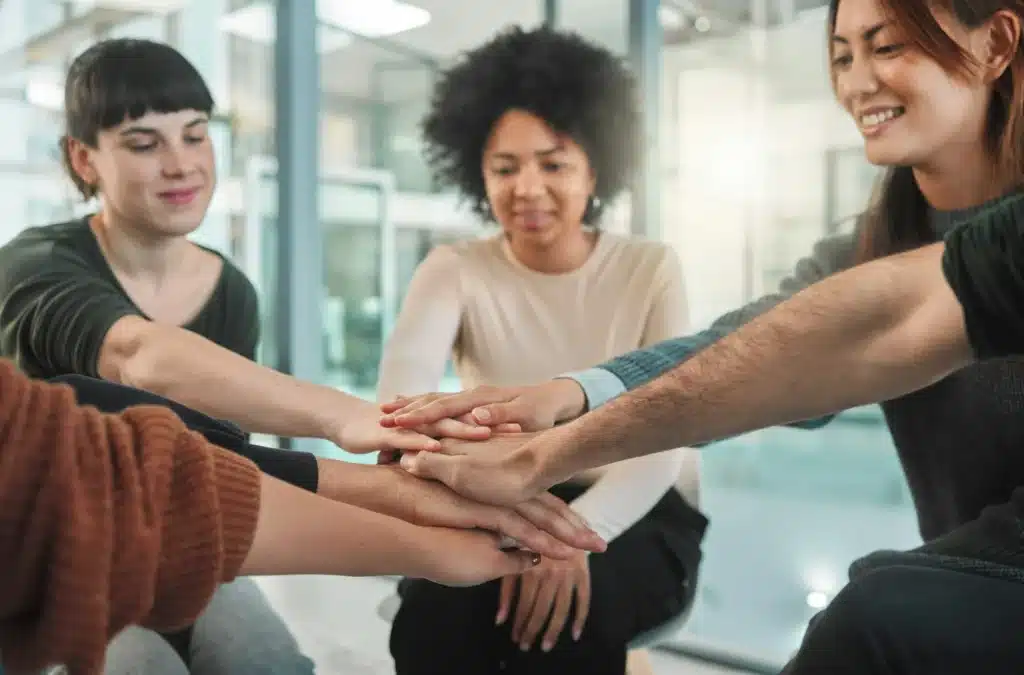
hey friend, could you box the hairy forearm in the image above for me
[241,472,439,578]
[539,243,973,481]
[122,323,367,439]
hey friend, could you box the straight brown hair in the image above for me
[826,0,1024,261]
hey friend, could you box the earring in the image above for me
[590,195,601,210]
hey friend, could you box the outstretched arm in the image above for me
[536,241,969,482]
[0,361,541,675]
[400,238,973,507]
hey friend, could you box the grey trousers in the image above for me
[104,579,314,675]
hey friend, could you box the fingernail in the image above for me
[542,640,553,652]
[573,629,581,641]
[519,643,529,652]
[495,614,505,626]
[474,408,491,422]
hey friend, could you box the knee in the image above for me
[104,627,189,675]
[189,581,314,675]
[791,565,923,669]
[390,581,495,644]
[821,565,920,632]
[190,623,313,675]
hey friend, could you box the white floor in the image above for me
[255,575,753,675]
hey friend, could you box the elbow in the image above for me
[860,293,973,398]
[107,325,174,396]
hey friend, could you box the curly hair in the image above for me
[421,26,640,224]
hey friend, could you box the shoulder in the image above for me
[440,236,503,264]
[1,219,90,257]
[416,238,496,280]
[599,234,682,279]
[0,219,99,281]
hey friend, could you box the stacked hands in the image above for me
[373,380,594,652]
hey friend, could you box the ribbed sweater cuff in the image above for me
[210,446,262,580]
[148,434,260,631]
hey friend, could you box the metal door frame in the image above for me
[242,155,399,338]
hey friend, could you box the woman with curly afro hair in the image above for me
[377,26,708,675]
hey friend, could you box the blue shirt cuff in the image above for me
[559,368,627,411]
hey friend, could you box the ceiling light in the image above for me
[658,6,685,30]
[70,0,188,13]
[317,0,430,38]
[219,1,353,52]
[694,15,711,32]
[805,591,829,610]
[26,80,64,111]
[24,66,65,111]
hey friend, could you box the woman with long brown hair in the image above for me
[382,0,1024,670]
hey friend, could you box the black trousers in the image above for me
[389,482,707,675]
[782,564,1024,674]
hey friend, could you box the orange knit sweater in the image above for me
[0,359,261,674]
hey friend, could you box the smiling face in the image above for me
[830,0,994,169]
[481,109,596,249]
[67,108,215,238]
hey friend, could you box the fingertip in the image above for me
[392,413,418,428]
[399,452,418,474]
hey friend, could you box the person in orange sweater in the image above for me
[0,359,547,675]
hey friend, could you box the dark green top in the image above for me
[0,217,259,378]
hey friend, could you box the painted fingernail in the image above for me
[542,640,553,652]
[573,629,581,641]
[519,642,529,652]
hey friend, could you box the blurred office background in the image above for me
[0,0,919,670]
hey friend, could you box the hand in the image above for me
[373,464,606,557]
[380,379,587,434]
[332,410,444,454]
[498,551,591,652]
[418,528,543,587]
[400,431,556,507]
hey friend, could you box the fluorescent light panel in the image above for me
[71,0,188,13]
[219,0,431,50]
[218,1,353,53]
[317,0,430,38]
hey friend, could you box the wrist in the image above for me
[399,524,449,580]
[509,424,581,497]
[315,459,380,506]
[531,421,589,489]
[312,387,373,445]
[547,378,587,423]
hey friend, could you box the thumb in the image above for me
[400,450,458,485]
[472,400,527,427]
